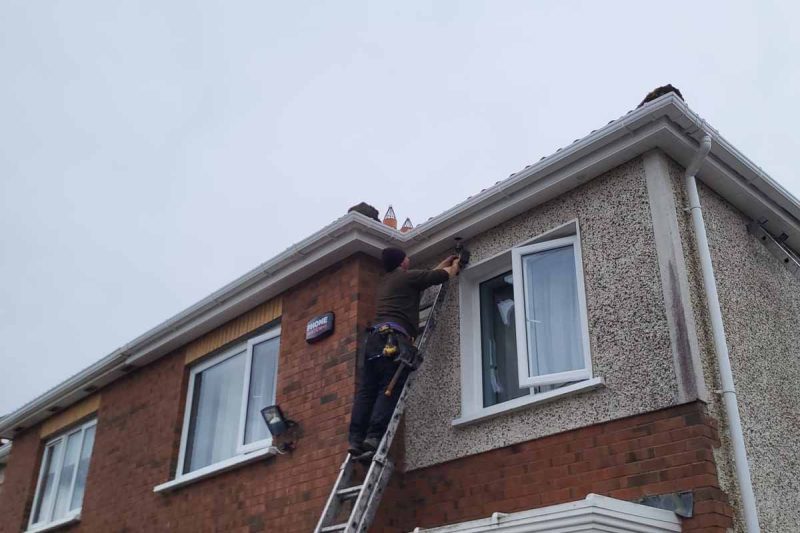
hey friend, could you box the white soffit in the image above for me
[412,494,681,533]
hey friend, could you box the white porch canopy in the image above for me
[411,493,681,533]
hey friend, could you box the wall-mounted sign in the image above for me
[306,312,335,343]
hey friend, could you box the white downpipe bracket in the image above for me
[684,134,761,532]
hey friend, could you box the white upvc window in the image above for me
[176,327,280,478]
[28,419,96,532]
[511,235,591,388]
[457,221,598,423]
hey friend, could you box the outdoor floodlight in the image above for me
[260,404,297,438]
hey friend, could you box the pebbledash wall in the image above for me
[0,254,384,533]
[367,154,736,532]
[666,157,800,533]
[403,155,693,470]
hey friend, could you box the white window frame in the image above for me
[511,235,592,388]
[27,418,97,532]
[175,326,280,479]
[457,221,600,424]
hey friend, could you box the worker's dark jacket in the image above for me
[373,268,449,338]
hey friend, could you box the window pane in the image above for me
[52,430,82,519]
[521,244,584,379]
[32,441,62,524]
[184,352,246,473]
[244,337,279,444]
[69,425,96,511]
[479,272,528,407]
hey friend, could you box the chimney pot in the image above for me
[383,206,398,229]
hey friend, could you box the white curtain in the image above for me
[244,337,279,444]
[522,245,583,378]
[186,352,245,472]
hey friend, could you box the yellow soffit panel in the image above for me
[184,297,282,365]
[40,394,101,438]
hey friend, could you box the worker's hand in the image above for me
[443,260,461,278]
[435,255,458,270]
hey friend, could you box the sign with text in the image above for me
[305,312,335,343]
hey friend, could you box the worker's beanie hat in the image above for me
[382,247,407,272]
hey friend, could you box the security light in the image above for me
[260,404,297,437]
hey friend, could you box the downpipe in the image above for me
[684,134,761,532]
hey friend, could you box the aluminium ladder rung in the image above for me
[320,524,347,532]
[336,485,363,501]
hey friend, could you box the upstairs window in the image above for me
[511,236,591,388]
[459,223,594,418]
[177,327,280,477]
[29,419,96,531]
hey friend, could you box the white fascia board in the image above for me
[121,212,399,362]
[405,118,669,260]
[650,119,800,253]
[404,94,800,261]
[669,97,800,217]
[401,99,673,254]
[123,227,395,368]
[414,493,681,532]
[0,212,400,438]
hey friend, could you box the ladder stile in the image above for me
[345,455,383,532]
[355,459,394,532]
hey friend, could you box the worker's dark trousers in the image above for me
[348,355,411,442]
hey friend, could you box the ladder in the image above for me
[313,281,450,533]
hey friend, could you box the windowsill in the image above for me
[452,376,605,427]
[25,513,80,533]
[153,446,276,494]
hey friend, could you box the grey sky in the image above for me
[1,1,798,416]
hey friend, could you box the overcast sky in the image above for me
[1,1,798,416]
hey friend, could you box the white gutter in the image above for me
[684,134,761,532]
[0,212,402,438]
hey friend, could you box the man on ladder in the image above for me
[347,247,460,459]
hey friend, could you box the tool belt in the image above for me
[364,323,422,370]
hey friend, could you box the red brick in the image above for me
[373,403,731,532]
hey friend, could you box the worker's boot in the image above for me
[353,436,379,463]
[348,437,364,456]
[362,436,379,453]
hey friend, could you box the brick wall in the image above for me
[0,253,383,533]
[0,429,43,531]
[375,401,733,532]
